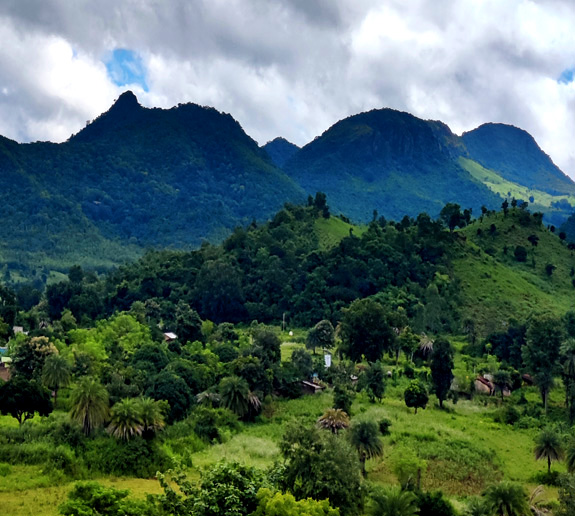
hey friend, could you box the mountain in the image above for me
[1,93,574,283]
[262,137,300,168]
[0,92,304,282]
[462,123,575,195]
[283,109,501,222]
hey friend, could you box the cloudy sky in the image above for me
[1,0,574,177]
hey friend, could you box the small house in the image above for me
[301,380,325,395]
[163,332,178,342]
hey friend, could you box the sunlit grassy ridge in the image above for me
[314,216,366,250]
[454,209,575,333]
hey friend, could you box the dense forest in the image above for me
[1,198,575,515]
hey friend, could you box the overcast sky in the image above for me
[1,0,574,177]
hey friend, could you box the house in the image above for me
[301,380,325,395]
[163,332,178,342]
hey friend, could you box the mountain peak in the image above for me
[109,90,141,114]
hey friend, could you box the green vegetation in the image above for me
[4,199,575,515]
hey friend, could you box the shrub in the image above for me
[0,463,11,476]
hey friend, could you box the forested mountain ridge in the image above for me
[0,92,304,282]
[1,92,574,283]
[281,109,575,225]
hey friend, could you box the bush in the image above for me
[379,418,392,436]
[0,462,11,476]
[533,470,561,486]
[83,436,169,477]
[189,407,239,443]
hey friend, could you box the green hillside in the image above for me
[455,208,575,333]
[314,216,366,250]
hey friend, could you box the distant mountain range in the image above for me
[0,91,573,282]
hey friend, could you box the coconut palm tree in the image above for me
[368,486,418,516]
[41,354,71,408]
[108,398,143,440]
[349,420,383,477]
[69,377,110,436]
[219,376,250,418]
[534,427,564,474]
[483,482,529,516]
[317,408,350,434]
[138,397,166,439]
[566,437,575,473]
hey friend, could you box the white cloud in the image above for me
[0,0,574,177]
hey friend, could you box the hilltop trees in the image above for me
[430,337,454,408]
[339,299,395,363]
[523,314,563,412]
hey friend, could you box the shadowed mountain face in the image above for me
[0,92,304,279]
[462,123,575,195]
[262,137,300,168]
[1,93,574,281]
[283,109,501,222]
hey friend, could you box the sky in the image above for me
[0,0,574,178]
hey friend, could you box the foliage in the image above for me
[430,337,454,408]
[279,423,363,515]
[69,377,110,435]
[10,336,58,380]
[0,376,53,425]
[307,320,335,354]
[404,380,429,414]
[361,361,386,403]
[339,299,395,363]
[41,353,71,407]
[483,482,529,516]
[533,427,564,474]
[368,486,418,516]
[416,490,457,516]
[252,487,340,516]
[317,408,350,434]
[557,474,575,516]
[349,420,383,477]
[524,314,564,411]
[59,481,151,516]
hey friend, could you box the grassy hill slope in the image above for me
[454,209,575,333]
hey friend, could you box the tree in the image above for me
[307,320,335,354]
[138,397,166,439]
[70,377,110,436]
[349,421,383,478]
[108,398,144,441]
[252,327,282,367]
[252,488,339,516]
[219,375,251,419]
[361,361,386,402]
[317,408,350,434]
[564,438,575,476]
[557,474,575,516]
[146,371,192,423]
[10,336,58,380]
[368,486,418,516]
[561,339,575,423]
[534,427,564,474]
[333,383,355,416]
[523,315,563,412]
[42,353,71,407]
[291,348,313,379]
[430,337,454,408]
[440,203,464,231]
[514,246,527,262]
[0,376,52,425]
[339,299,395,363]
[416,491,456,516]
[59,481,149,516]
[174,301,203,344]
[492,370,512,401]
[279,424,363,515]
[404,380,428,414]
[483,482,529,516]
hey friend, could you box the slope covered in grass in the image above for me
[454,209,575,333]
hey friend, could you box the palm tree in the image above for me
[464,496,490,516]
[69,377,110,436]
[566,437,575,473]
[483,482,529,516]
[219,376,250,418]
[41,354,71,407]
[560,339,575,422]
[349,420,383,477]
[108,398,143,440]
[368,486,418,516]
[138,397,166,439]
[317,408,350,434]
[534,427,564,474]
